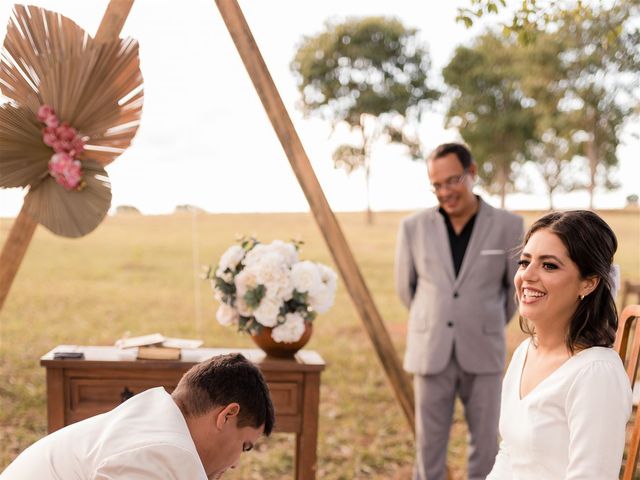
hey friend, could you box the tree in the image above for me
[459,1,640,208]
[442,33,536,207]
[175,204,206,214]
[457,0,639,43]
[290,17,439,223]
[551,4,638,208]
[514,5,639,208]
[115,205,141,215]
[515,33,584,209]
[525,130,582,209]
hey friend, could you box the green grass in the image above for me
[1,209,638,479]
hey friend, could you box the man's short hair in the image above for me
[172,353,275,436]
[429,143,474,169]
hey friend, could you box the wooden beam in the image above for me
[214,0,415,432]
[0,0,136,313]
[0,209,38,311]
[94,0,136,43]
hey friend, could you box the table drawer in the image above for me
[70,378,175,408]
[267,381,300,415]
[66,376,302,422]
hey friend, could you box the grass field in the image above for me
[1,209,638,478]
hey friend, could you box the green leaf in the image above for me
[244,284,266,309]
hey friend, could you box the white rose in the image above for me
[275,274,294,301]
[291,261,322,294]
[254,252,286,279]
[308,264,337,313]
[243,244,269,267]
[269,240,299,266]
[271,312,306,343]
[253,256,293,301]
[309,286,335,314]
[253,295,282,327]
[218,245,245,272]
[318,263,338,290]
[216,303,239,326]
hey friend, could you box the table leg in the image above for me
[46,368,65,433]
[295,372,320,479]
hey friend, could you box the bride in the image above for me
[487,210,632,479]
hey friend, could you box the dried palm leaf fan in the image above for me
[0,4,143,237]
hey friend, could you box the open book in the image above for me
[115,333,203,360]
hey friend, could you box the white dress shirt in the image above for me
[1,387,207,480]
[487,338,632,480]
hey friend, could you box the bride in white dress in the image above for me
[487,210,632,479]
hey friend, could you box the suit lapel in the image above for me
[429,210,456,285]
[454,199,494,290]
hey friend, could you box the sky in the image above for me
[0,0,638,217]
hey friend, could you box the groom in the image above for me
[1,353,275,480]
[395,143,523,480]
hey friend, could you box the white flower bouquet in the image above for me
[207,238,337,343]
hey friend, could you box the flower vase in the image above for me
[251,323,313,359]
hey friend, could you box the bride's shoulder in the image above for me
[574,345,621,365]
[568,346,628,385]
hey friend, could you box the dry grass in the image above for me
[0,209,638,478]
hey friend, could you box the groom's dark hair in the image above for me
[172,353,275,435]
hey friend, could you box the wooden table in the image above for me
[41,346,325,479]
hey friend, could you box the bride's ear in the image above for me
[579,275,600,299]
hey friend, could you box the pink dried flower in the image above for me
[70,137,85,155]
[37,105,55,122]
[42,127,57,147]
[48,153,82,190]
[56,123,77,142]
[37,104,87,190]
[45,115,59,128]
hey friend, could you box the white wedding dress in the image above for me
[487,338,632,480]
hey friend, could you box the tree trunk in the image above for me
[586,139,597,210]
[548,187,554,211]
[365,162,373,225]
[498,166,507,209]
[361,118,374,225]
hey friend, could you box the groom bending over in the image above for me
[1,353,275,480]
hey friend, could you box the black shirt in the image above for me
[438,207,477,277]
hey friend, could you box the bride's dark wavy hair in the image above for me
[519,210,618,352]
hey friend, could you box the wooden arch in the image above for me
[0,0,415,432]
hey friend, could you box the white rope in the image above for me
[191,207,203,336]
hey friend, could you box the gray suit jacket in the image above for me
[395,198,524,376]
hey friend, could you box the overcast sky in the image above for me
[0,0,638,216]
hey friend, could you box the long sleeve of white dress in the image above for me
[564,360,632,479]
[487,340,632,480]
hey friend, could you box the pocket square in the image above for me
[480,249,505,255]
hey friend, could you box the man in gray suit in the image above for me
[395,143,523,480]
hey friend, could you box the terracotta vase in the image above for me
[251,322,313,359]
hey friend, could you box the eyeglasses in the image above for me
[430,172,467,193]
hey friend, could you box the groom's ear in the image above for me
[467,162,478,179]
[215,403,240,430]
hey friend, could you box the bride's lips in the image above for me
[520,287,546,304]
